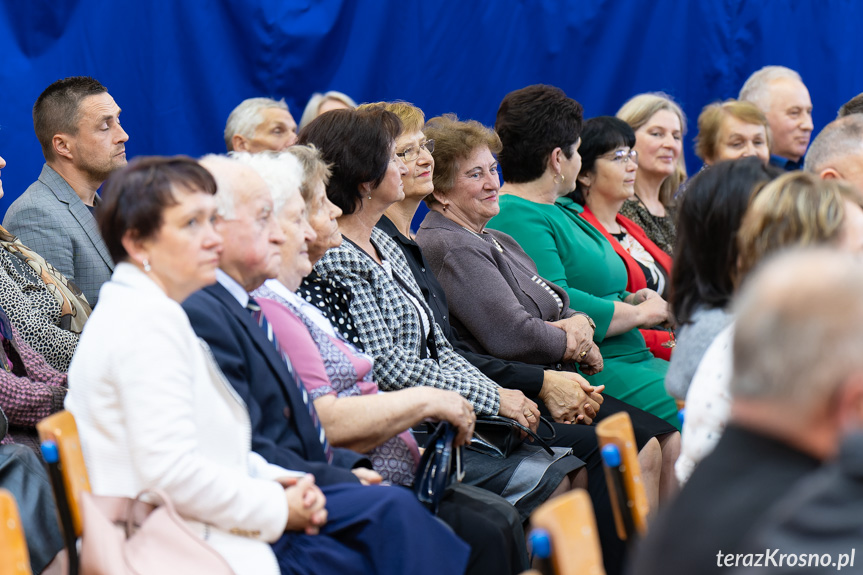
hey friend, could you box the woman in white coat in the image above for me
[65,157,329,575]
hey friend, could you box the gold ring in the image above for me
[579,350,588,358]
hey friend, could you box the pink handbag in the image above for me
[79,489,235,575]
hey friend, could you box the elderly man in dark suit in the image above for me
[629,248,863,575]
[184,153,530,575]
[4,76,123,304]
[184,154,378,484]
[180,154,473,575]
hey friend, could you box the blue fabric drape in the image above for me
[1,0,860,217]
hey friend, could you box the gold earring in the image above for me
[553,173,564,185]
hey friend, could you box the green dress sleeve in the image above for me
[489,195,622,342]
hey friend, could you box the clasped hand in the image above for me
[540,370,604,425]
[279,474,328,535]
[547,315,603,374]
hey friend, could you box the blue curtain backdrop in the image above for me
[1,0,861,219]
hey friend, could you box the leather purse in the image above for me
[79,488,235,575]
[467,415,556,459]
[413,421,464,514]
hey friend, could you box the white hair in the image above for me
[224,97,289,151]
[738,66,804,112]
[198,154,250,219]
[804,115,863,173]
[298,90,357,130]
[230,150,304,214]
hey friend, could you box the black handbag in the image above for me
[467,415,556,459]
[413,421,464,514]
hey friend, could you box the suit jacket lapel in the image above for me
[40,165,115,271]
[203,283,313,424]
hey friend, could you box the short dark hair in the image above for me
[838,92,863,118]
[33,76,108,161]
[98,156,216,263]
[571,117,636,205]
[495,84,583,183]
[296,107,402,215]
[670,157,782,325]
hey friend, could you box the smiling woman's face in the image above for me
[439,146,500,232]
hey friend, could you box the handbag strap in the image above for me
[475,415,556,456]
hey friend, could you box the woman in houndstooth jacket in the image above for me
[299,106,586,520]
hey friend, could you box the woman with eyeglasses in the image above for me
[571,117,674,360]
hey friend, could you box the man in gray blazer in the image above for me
[3,76,127,304]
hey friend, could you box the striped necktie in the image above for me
[247,297,333,463]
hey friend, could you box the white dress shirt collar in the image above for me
[217,269,250,308]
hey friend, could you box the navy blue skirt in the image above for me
[271,483,469,575]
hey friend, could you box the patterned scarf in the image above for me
[0,226,91,333]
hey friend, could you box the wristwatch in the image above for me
[573,311,596,331]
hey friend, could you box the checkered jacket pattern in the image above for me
[315,228,501,415]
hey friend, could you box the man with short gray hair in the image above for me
[630,248,863,575]
[224,97,297,153]
[804,114,863,193]
[740,65,813,170]
[837,92,863,118]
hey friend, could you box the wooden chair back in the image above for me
[0,488,33,575]
[36,411,91,537]
[595,411,649,539]
[529,488,605,575]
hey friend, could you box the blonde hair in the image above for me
[359,101,425,133]
[694,100,771,163]
[617,92,688,205]
[736,172,863,280]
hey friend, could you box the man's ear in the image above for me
[232,134,250,152]
[833,374,863,432]
[53,134,74,161]
[820,168,842,181]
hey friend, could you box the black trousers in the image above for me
[438,483,529,575]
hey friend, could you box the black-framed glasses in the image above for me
[600,149,638,165]
[396,139,435,163]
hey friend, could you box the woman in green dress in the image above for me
[491,85,678,428]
